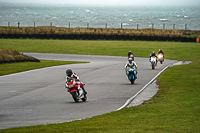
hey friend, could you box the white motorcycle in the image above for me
[150,56,157,69]
[157,53,164,64]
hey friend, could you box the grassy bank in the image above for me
[0,39,199,132]
[0,48,40,63]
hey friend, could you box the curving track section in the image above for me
[0,53,177,129]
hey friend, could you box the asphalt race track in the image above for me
[0,53,177,129]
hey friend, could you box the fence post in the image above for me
[137,23,139,29]
[34,22,35,33]
[173,24,175,29]
[18,22,20,28]
[152,23,154,29]
[50,22,52,34]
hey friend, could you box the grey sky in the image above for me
[1,0,200,6]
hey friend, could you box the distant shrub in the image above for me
[0,26,199,38]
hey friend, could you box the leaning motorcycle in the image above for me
[126,67,137,84]
[157,53,164,64]
[150,56,157,69]
[66,78,87,103]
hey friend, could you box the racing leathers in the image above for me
[66,72,80,81]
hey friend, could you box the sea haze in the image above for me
[0,3,199,30]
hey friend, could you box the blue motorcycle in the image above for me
[126,68,137,84]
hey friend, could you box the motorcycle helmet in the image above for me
[66,69,72,77]
[152,51,155,54]
[128,58,133,63]
[130,54,134,58]
[130,54,134,61]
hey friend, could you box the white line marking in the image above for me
[117,65,171,111]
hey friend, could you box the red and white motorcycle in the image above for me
[66,78,87,103]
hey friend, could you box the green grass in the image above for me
[0,39,200,132]
[0,39,199,61]
[0,60,87,76]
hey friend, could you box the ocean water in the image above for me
[0,3,200,30]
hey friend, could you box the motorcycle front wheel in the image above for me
[152,63,155,69]
[81,94,87,102]
[71,91,79,103]
[131,80,134,84]
[129,75,134,84]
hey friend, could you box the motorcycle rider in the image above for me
[66,69,87,94]
[128,50,134,60]
[124,58,138,79]
[150,51,157,58]
[149,51,157,60]
[149,51,157,64]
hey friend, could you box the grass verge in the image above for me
[0,60,87,76]
[0,39,200,132]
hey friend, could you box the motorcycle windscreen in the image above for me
[67,78,73,83]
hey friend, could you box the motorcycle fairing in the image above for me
[66,78,79,93]
[157,54,163,59]
[151,56,157,63]
[127,68,136,80]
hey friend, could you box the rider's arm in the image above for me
[124,62,128,69]
[72,73,80,80]
[66,76,69,81]
[134,62,138,69]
